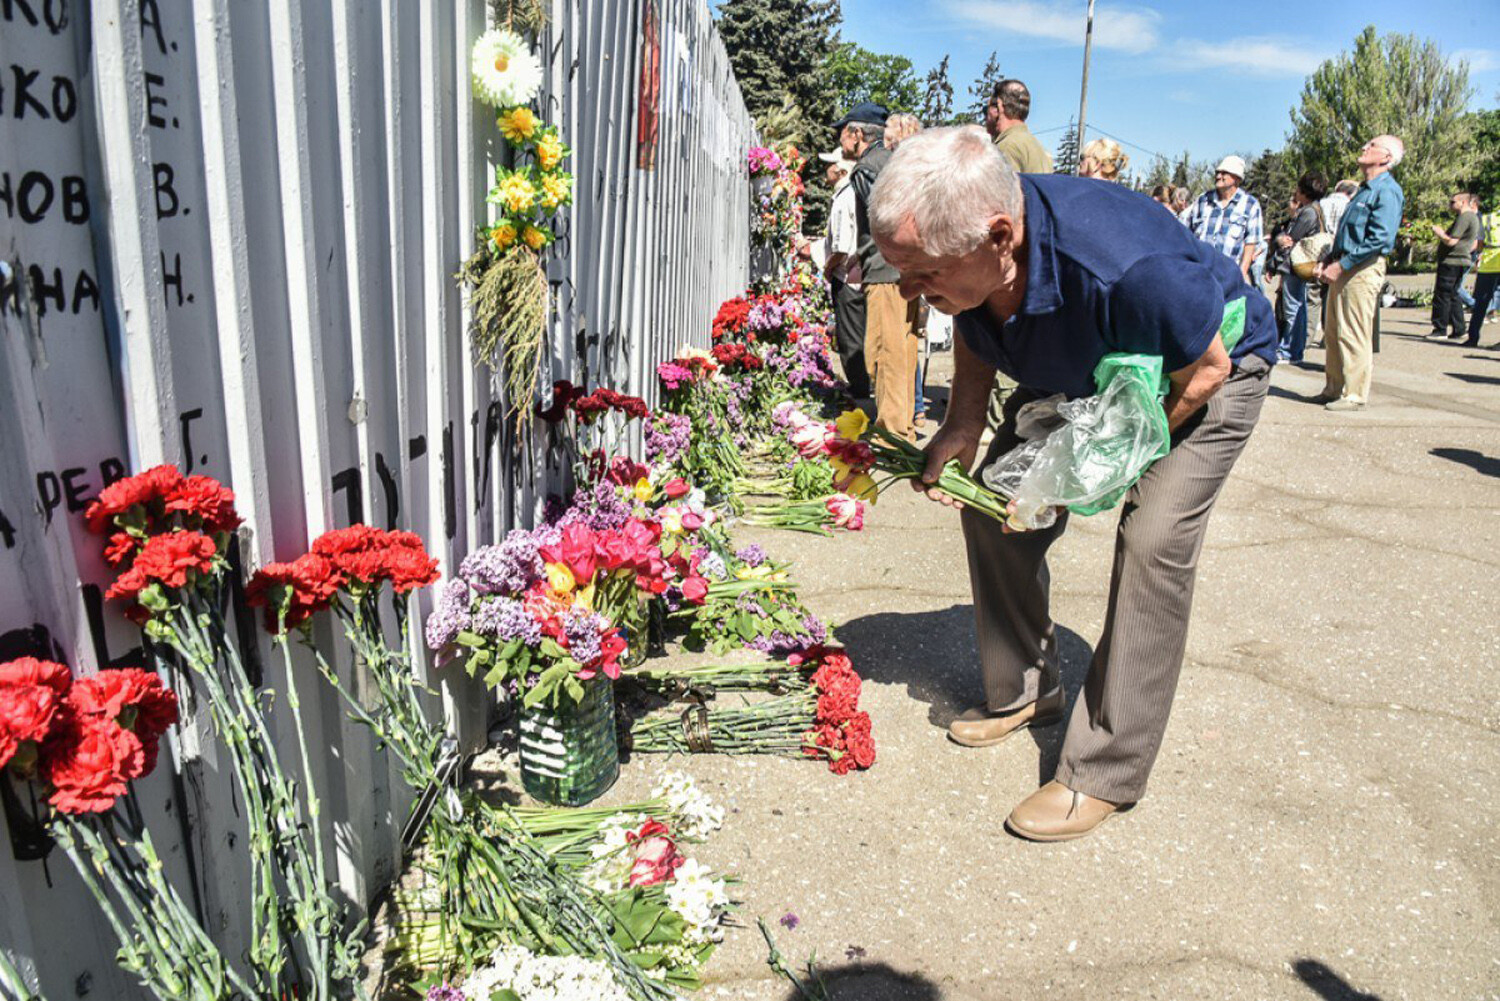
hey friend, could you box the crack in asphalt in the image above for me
[1188,655,1500,735]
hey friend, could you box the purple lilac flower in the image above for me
[473,596,543,646]
[426,986,465,1001]
[562,607,607,665]
[423,578,472,651]
[747,300,784,332]
[558,480,632,531]
[696,551,727,581]
[460,529,543,595]
[779,912,800,930]
[736,544,767,567]
[646,411,692,466]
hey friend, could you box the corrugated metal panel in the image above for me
[0,0,756,995]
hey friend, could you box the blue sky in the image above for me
[836,0,1500,172]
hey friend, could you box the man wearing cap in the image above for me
[1315,134,1405,411]
[820,148,870,397]
[867,126,1277,842]
[839,101,922,440]
[986,79,1052,175]
[1184,156,1264,284]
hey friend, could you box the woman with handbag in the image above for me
[1274,172,1330,365]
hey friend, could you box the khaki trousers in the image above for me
[1322,257,1384,403]
[961,357,1270,803]
[864,283,920,440]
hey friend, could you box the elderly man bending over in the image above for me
[869,127,1277,842]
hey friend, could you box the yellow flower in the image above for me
[574,582,596,611]
[544,562,575,594]
[522,225,548,251]
[845,473,879,502]
[834,409,869,441]
[491,222,517,250]
[633,478,654,502]
[539,173,573,210]
[829,455,852,483]
[660,509,683,535]
[497,173,536,214]
[735,564,772,581]
[536,133,565,170]
[498,106,539,143]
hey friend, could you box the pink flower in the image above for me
[789,422,833,460]
[626,819,684,887]
[826,493,865,531]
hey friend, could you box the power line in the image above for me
[1079,123,1164,161]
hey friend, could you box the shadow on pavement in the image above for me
[1292,958,1385,1000]
[779,962,943,1000]
[1268,384,1329,405]
[836,605,1093,748]
[1444,370,1500,385]
[1429,447,1500,479]
[1462,352,1500,362]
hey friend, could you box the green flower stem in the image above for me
[863,425,1012,522]
[629,692,818,756]
[0,947,41,1001]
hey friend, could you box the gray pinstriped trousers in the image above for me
[960,355,1270,803]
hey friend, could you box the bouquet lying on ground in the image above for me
[627,646,875,775]
[670,545,829,657]
[821,407,1011,521]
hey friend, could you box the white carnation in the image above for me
[652,771,725,839]
[470,29,542,109]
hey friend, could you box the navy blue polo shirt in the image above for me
[954,174,1277,400]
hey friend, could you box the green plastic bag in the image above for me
[981,299,1245,528]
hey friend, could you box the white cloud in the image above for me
[1173,36,1329,77]
[944,0,1162,55]
[1454,49,1500,73]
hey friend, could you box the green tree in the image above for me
[1142,153,1173,190]
[718,0,842,150]
[1053,119,1078,175]
[1464,107,1500,210]
[824,40,922,114]
[1287,25,1478,217]
[718,0,842,230]
[965,50,1003,123]
[1243,147,1300,218]
[920,55,955,126]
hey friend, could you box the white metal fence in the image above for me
[0,0,755,995]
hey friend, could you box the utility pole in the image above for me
[1075,0,1095,175]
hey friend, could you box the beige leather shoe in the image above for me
[1004,780,1127,842]
[946,687,1065,747]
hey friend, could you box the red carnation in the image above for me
[0,684,63,771]
[165,474,242,534]
[0,657,73,697]
[606,457,651,487]
[311,524,385,558]
[84,465,184,534]
[105,530,219,602]
[104,532,138,566]
[246,552,342,630]
[67,669,179,775]
[570,392,611,424]
[537,380,585,423]
[42,710,143,814]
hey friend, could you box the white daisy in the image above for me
[470,29,542,108]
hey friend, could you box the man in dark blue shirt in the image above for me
[869,126,1275,842]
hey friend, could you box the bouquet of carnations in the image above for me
[627,646,875,774]
[426,519,675,709]
[823,407,1013,521]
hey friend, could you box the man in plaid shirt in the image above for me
[1184,155,1264,284]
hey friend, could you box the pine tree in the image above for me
[718,0,842,150]
[920,55,954,126]
[965,51,1003,124]
[1053,119,1079,175]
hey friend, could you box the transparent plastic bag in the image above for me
[982,353,1170,530]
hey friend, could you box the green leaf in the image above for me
[490,990,522,1001]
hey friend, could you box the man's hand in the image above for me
[1164,334,1232,431]
[912,420,982,509]
[1277,233,1294,249]
[1320,260,1344,285]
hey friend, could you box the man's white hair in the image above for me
[1380,134,1405,168]
[869,125,1023,257]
